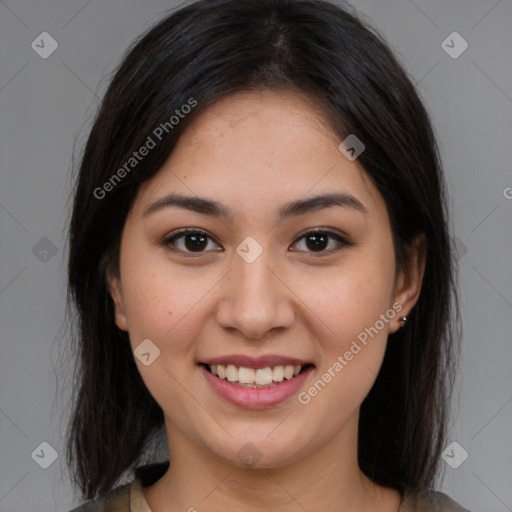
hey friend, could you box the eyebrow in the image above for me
[143,192,368,219]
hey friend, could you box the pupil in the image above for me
[185,234,207,251]
[307,234,327,251]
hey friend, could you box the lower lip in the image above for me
[199,365,314,409]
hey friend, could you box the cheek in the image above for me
[297,257,395,350]
[119,250,217,353]
[296,268,395,421]
[121,270,175,340]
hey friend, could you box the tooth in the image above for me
[226,364,238,382]
[272,365,284,382]
[255,367,273,385]
[238,367,255,384]
[217,364,226,379]
[284,365,294,379]
[210,363,303,384]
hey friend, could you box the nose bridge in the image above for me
[215,246,293,339]
[236,251,275,300]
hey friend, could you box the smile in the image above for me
[204,363,311,388]
[199,361,315,408]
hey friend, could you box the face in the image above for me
[108,90,425,469]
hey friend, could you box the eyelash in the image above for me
[162,228,353,258]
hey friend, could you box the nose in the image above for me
[214,250,295,340]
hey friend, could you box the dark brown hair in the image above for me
[65,0,461,501]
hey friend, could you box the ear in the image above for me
[389,233,427,334]
[106,270,128,331]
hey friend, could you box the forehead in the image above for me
[133,90,384,221]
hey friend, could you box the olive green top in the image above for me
[69,462,472,511]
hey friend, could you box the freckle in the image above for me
[168,311,173,315]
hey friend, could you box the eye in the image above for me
[162,229,221,256]
[162,228,353,257]
[291,229,353,255]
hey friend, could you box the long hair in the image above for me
[65,0,461,500]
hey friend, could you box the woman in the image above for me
[66,0,470,510]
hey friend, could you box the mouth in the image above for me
[202,362,315,388]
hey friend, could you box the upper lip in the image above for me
[201,354,314,369]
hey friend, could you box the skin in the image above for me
[108,90,426,512]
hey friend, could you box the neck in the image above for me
[143,413,402,511]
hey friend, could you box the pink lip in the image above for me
[201,354,312,369]
[199,364,315,409]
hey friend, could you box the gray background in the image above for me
[0,0,511,510]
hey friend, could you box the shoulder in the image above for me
[400,490,473,512]
[68,461,169,512]
[67,482,131,511]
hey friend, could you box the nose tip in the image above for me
[214,255,294,339]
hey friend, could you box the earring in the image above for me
[399,316,407,328]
